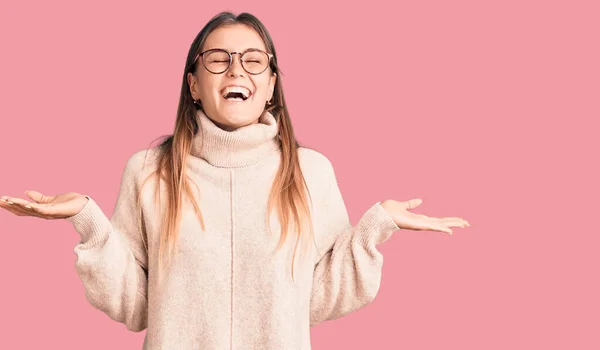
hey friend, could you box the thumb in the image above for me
[406,198,423,210]
[25,190,54,204]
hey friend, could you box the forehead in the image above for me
[202,24,267,52]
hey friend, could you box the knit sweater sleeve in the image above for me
[65,152,149,332]
[309,162,399,327]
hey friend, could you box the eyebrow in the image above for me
[203,47,265,53]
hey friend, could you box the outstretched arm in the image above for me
[309,163,399,327]
[66,152,149,332]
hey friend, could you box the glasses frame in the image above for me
[193,48,274,75]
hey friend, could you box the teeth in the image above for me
[221,86,251,99]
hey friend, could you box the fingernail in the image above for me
[7,201,14,205]
[25,205,32,209]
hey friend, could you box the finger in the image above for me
[438,217,470,226]
[405,198,423,210]
[5,197,34,207]
[419,222,453,235]
[418,218,455,235]
[0,196,18,205]
[423,216,469,227]
[413,218,452,234]
[5,199,45,219]
[0,200,40,217]
[427,224,453,235]
[439,218,470,228]
[2,197,49,218]
[25,190,54,204]
[11,201,47,218]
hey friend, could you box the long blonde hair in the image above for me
[134,12,315,285]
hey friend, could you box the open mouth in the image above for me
[221,86,252,102]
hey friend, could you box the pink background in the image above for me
[1,0,598,349]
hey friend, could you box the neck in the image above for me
[190,109,281,168]
[212,118,259,132]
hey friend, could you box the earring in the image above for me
[193,99,201,105]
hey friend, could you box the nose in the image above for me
[227,52,245,77]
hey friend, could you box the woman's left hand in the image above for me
[380,198,469,235]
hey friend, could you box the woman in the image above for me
[0,11,469,349]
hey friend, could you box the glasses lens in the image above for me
[203,50,230,73]
[242,50,269,74]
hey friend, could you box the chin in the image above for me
[219,105,261,119]
[214,111,258,129]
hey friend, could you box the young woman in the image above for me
[0,11,469,349]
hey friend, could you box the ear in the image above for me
[187,72,198,100]
[268,72,277,100]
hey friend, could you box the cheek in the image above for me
[251,77,273,99]
[197,74,220,99]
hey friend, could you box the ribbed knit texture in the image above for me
[66,108,400,349]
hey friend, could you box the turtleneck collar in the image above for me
[190,108,281,168]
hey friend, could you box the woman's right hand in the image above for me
[0,190,89,220]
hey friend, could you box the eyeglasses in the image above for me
[193,48,274,75]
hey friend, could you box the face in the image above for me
[187,24,277,131]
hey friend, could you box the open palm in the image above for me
[0,190,88,220]
[380,198,470,235]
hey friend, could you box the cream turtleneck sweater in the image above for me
[66,108,400,349]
